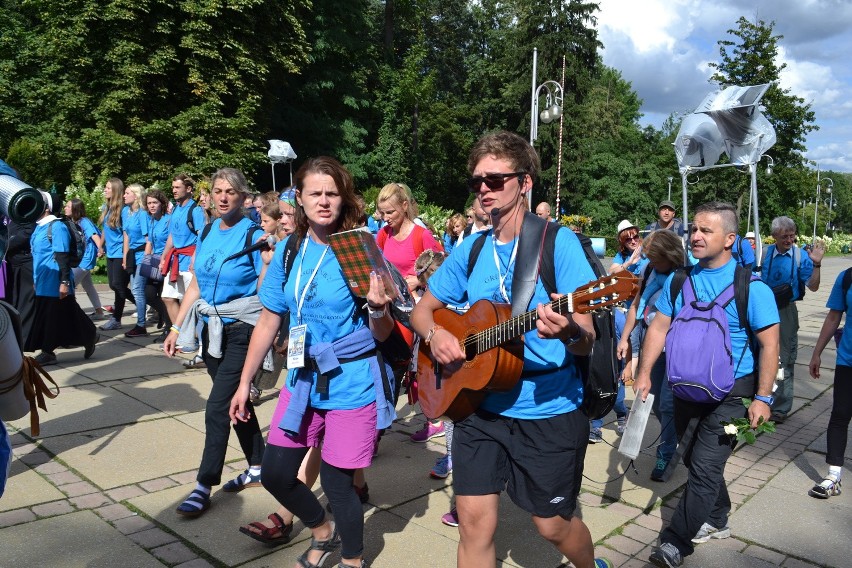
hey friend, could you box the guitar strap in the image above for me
[510,212,549,317]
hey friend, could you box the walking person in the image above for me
[807,268,852,499]
[142,189,172,342]
[64,199,107,320]
[99,178,134,331]
[163,168,268,518]
[230,156,398,568]
[123,183,150,338]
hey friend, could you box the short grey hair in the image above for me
[694,201,738,236]
[770,216,797,236]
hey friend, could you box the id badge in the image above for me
[287,324,307,369]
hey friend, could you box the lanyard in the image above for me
[491,234,519,303]
[294,237,329,324]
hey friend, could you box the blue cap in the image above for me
[278,188,296,206]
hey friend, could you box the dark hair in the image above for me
[467,130,540,182]
[694,201,738,235]
[146,189,168,211]
[293,157,363,238]
[173,173,195,191]
[68,198,87,222]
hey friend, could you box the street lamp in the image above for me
[825,177,835,234]
[267,140,297,191]
[529,48,564,211]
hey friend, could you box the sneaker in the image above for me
[34,351,57,366]
[649,542,683,568]
[249,384,261,403]
[410,421,445,443]
[84,333,99,360]
[588,428,603,444]
[809,475,842,499]
[441,508,459,527]
[104,305,114,313]
[89,310,109,321]
[430,454,453,479]
[616,415,627,435]
[100,318,122,331]
[691,521,731,543]
[152,329,170,344]
[651,458,668,482]
[124,325,148,338]
[594,560,614,568]
[182,355,206,369]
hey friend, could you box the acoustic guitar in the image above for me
[416,272,638,421]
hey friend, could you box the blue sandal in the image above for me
[223,469,262,492]
[297,523,340,568]
[176,489,210,517]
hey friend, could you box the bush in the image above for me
[64,183,105,222]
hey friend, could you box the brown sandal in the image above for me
[238,512,293,546]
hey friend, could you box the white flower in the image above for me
[724,424,739,436]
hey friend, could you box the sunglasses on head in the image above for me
[466,172,526,193]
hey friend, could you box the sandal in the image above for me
[176,489,210,517]
[183,354,205,369]
[223,469,262,492]
[297,522,340,568]
[239,512,293,546]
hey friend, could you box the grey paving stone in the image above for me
[0,458,65,512]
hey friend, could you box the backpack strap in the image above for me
[538,222,560,297]
[575,232,606,279]
[842,267,852,310]
[466,231,490,279]
[199,220,214,242]
[637,262,654,299]
[282,234,302,281]
[376,226,389,250]
[669,265,695,307]
[186,201,199,235]
[411,224,425,258]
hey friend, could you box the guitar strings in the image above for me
[462,294,574,349]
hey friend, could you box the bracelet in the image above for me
[813,263,821,268]
[424,324,443,345]
[170,325,181,334]
[367,304,388,319]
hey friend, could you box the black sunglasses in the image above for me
[466,172,526,193]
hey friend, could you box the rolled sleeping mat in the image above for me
[0,303,27,422]
[0,175,45,223]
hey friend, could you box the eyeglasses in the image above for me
[466,172,526,193]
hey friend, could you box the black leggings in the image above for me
[106,257,134,319]
[144,279,169,327]
[827,365,852,467]
[262,445,363,558]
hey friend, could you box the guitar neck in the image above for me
[471,295,573,354]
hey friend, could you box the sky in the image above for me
[595,0,852,173]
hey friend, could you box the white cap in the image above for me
[745,231,755,239]
[617,219,637,234]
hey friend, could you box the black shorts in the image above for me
[452,408,589,519]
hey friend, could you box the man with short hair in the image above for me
[635,201,779,568]
[760,216,824,423]
[646,200,685,237]
[412,130,612,568]
[456,198,491,245]
[158,174,206,342]
[535,201,554,222]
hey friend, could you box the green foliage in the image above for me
[417,202,456,239]
[64,184,105,222]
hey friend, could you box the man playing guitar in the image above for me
[410,131,613,568]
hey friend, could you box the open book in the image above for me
[328,227,399,299]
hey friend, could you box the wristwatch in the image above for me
[564,325,584,346]
[60,280,71,287]
[753,394,775,406]
[367,304,388,319]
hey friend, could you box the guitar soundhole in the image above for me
[464,341,477,362]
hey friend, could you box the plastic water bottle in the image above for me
[618,393,655,460]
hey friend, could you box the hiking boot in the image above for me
[691,522,731,543]
[651,458,668,482]
[809,475,841,499]
[441,508,459,527]
[100,318,122,331]
[588,428,603,444]
[34,351,57,366]
[430,454,452,479]
[124,325,148,338]
[616,414,627,435]
[649,542,683,568]
[410,421,445,442]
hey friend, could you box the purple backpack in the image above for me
[665,276,737,403]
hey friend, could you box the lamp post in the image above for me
[812,166,834,241]
[825,177,835,234]
[267,140,297,191]
[529,48,564,212]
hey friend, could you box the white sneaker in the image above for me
[809,475,841,499]
[100,318,122,331]
[691,522,731,543]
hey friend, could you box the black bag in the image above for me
[771,283,793,308]
[47,218,85,268]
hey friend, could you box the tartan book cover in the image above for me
[328,227,397,298]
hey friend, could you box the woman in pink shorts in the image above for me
[230,157,397,568]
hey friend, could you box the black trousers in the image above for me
[197,321,265,486]
[827,365,852,467]
[106,257,133,319]
[144,279,169,327]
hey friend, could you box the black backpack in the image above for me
[466,227,619,420]
[48,217,86,268]
[185,200,201,235]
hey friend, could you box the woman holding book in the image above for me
[230,156,397,568]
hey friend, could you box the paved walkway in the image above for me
[2,258,851,567]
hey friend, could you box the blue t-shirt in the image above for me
[146,214,171,255]
[427,227,596,419]
[636,269,670,325]
[613,250,650,277]
[442,232,455,255]
[31,219,73,297]
[259,235,375,410]
[732,236,756,266]
[78,217,100,271]
[170,199,206,271]
[102,205,128,259]
[656,259,779,379]
[123,209,148,264]
[826,271,852,367]
[761,244,813,301]
[194,218,262,324]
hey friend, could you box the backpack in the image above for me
[466,226,620,420]
[185,201,200,235]
[833,267,852,346]
[665,265,757,403]
[47,218,85,268]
